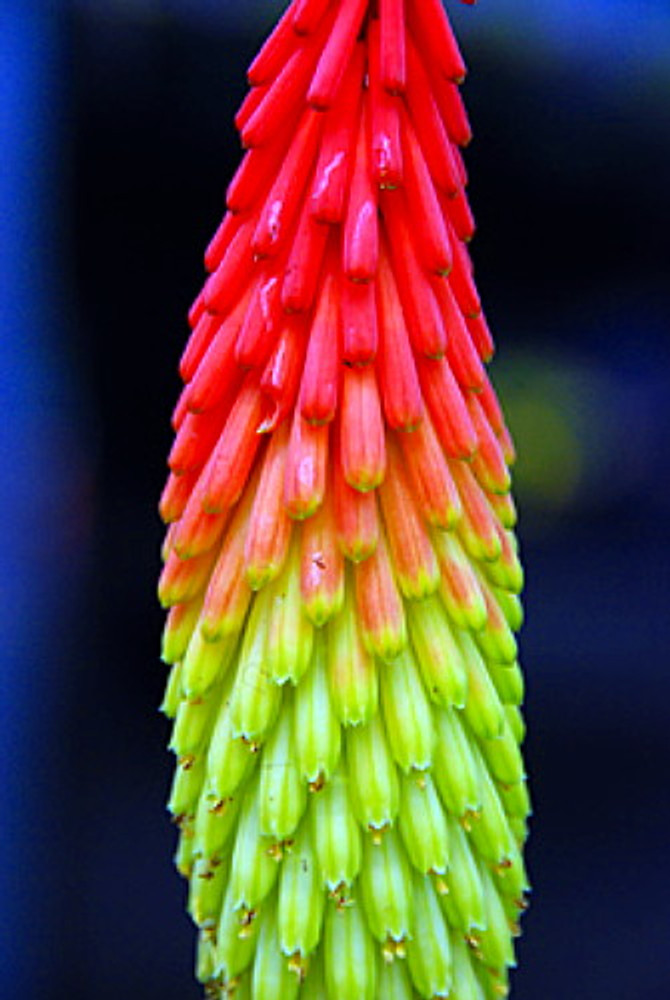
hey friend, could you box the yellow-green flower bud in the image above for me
[478,965,511,1000]
[161,596,202,665]
[188,855,227,929]
[229,776,280,912]
[168,752,205,818]
[398,771,450,876]
[406,873,453,998]
[359,827,413,947]
[259,694,307,840]
[407,595,468,709]
[451,931,487,1000]
[456,631,505,741]
[490,842,530,909]
[229,590,281,742]
[310,771,362,892]
[170,686,220,758]
[376,957,414,1000]
[251,896,301,1000]
[293,633,341,787]
[301,950,328,1000]
[380,647,435,772]
[278,825,325,960]
[477,716,526,787]
[486,660,525,707]
[505,704,526,744]
[490,586,524,632]
[475,576,519,665]
[482,529,524,595]
[432,707,481,818]
[265,539,314,684]
[174,818,195,878]
[214,882,259,984]
[441,813,486,933]
[497,777,531,820]
[206,685,257,801]
[433,529,488,632]
[466,749,516,865]
[160,662,183,718]
[474,861,517,971]
[346,714,400,833]
[324,897,377,1000]
[181,625,237,697]
[195,930,216,986]
[327,585,379,726]
[192,789,241,862]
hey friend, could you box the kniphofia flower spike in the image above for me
[159,1,530,997]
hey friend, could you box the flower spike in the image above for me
[158,3,530,997]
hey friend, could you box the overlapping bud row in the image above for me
[158,1,530,997]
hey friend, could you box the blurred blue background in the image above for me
[1,1,669,997]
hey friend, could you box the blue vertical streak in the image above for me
[0,4,67,992]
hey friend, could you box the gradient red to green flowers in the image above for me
[158,1,529,997]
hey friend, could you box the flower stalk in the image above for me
[159,1,530,997]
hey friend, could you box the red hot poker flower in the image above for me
[158,2,530,998]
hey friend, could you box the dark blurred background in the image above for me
[2,1,670,997]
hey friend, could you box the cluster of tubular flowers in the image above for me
[158,1,530,998]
